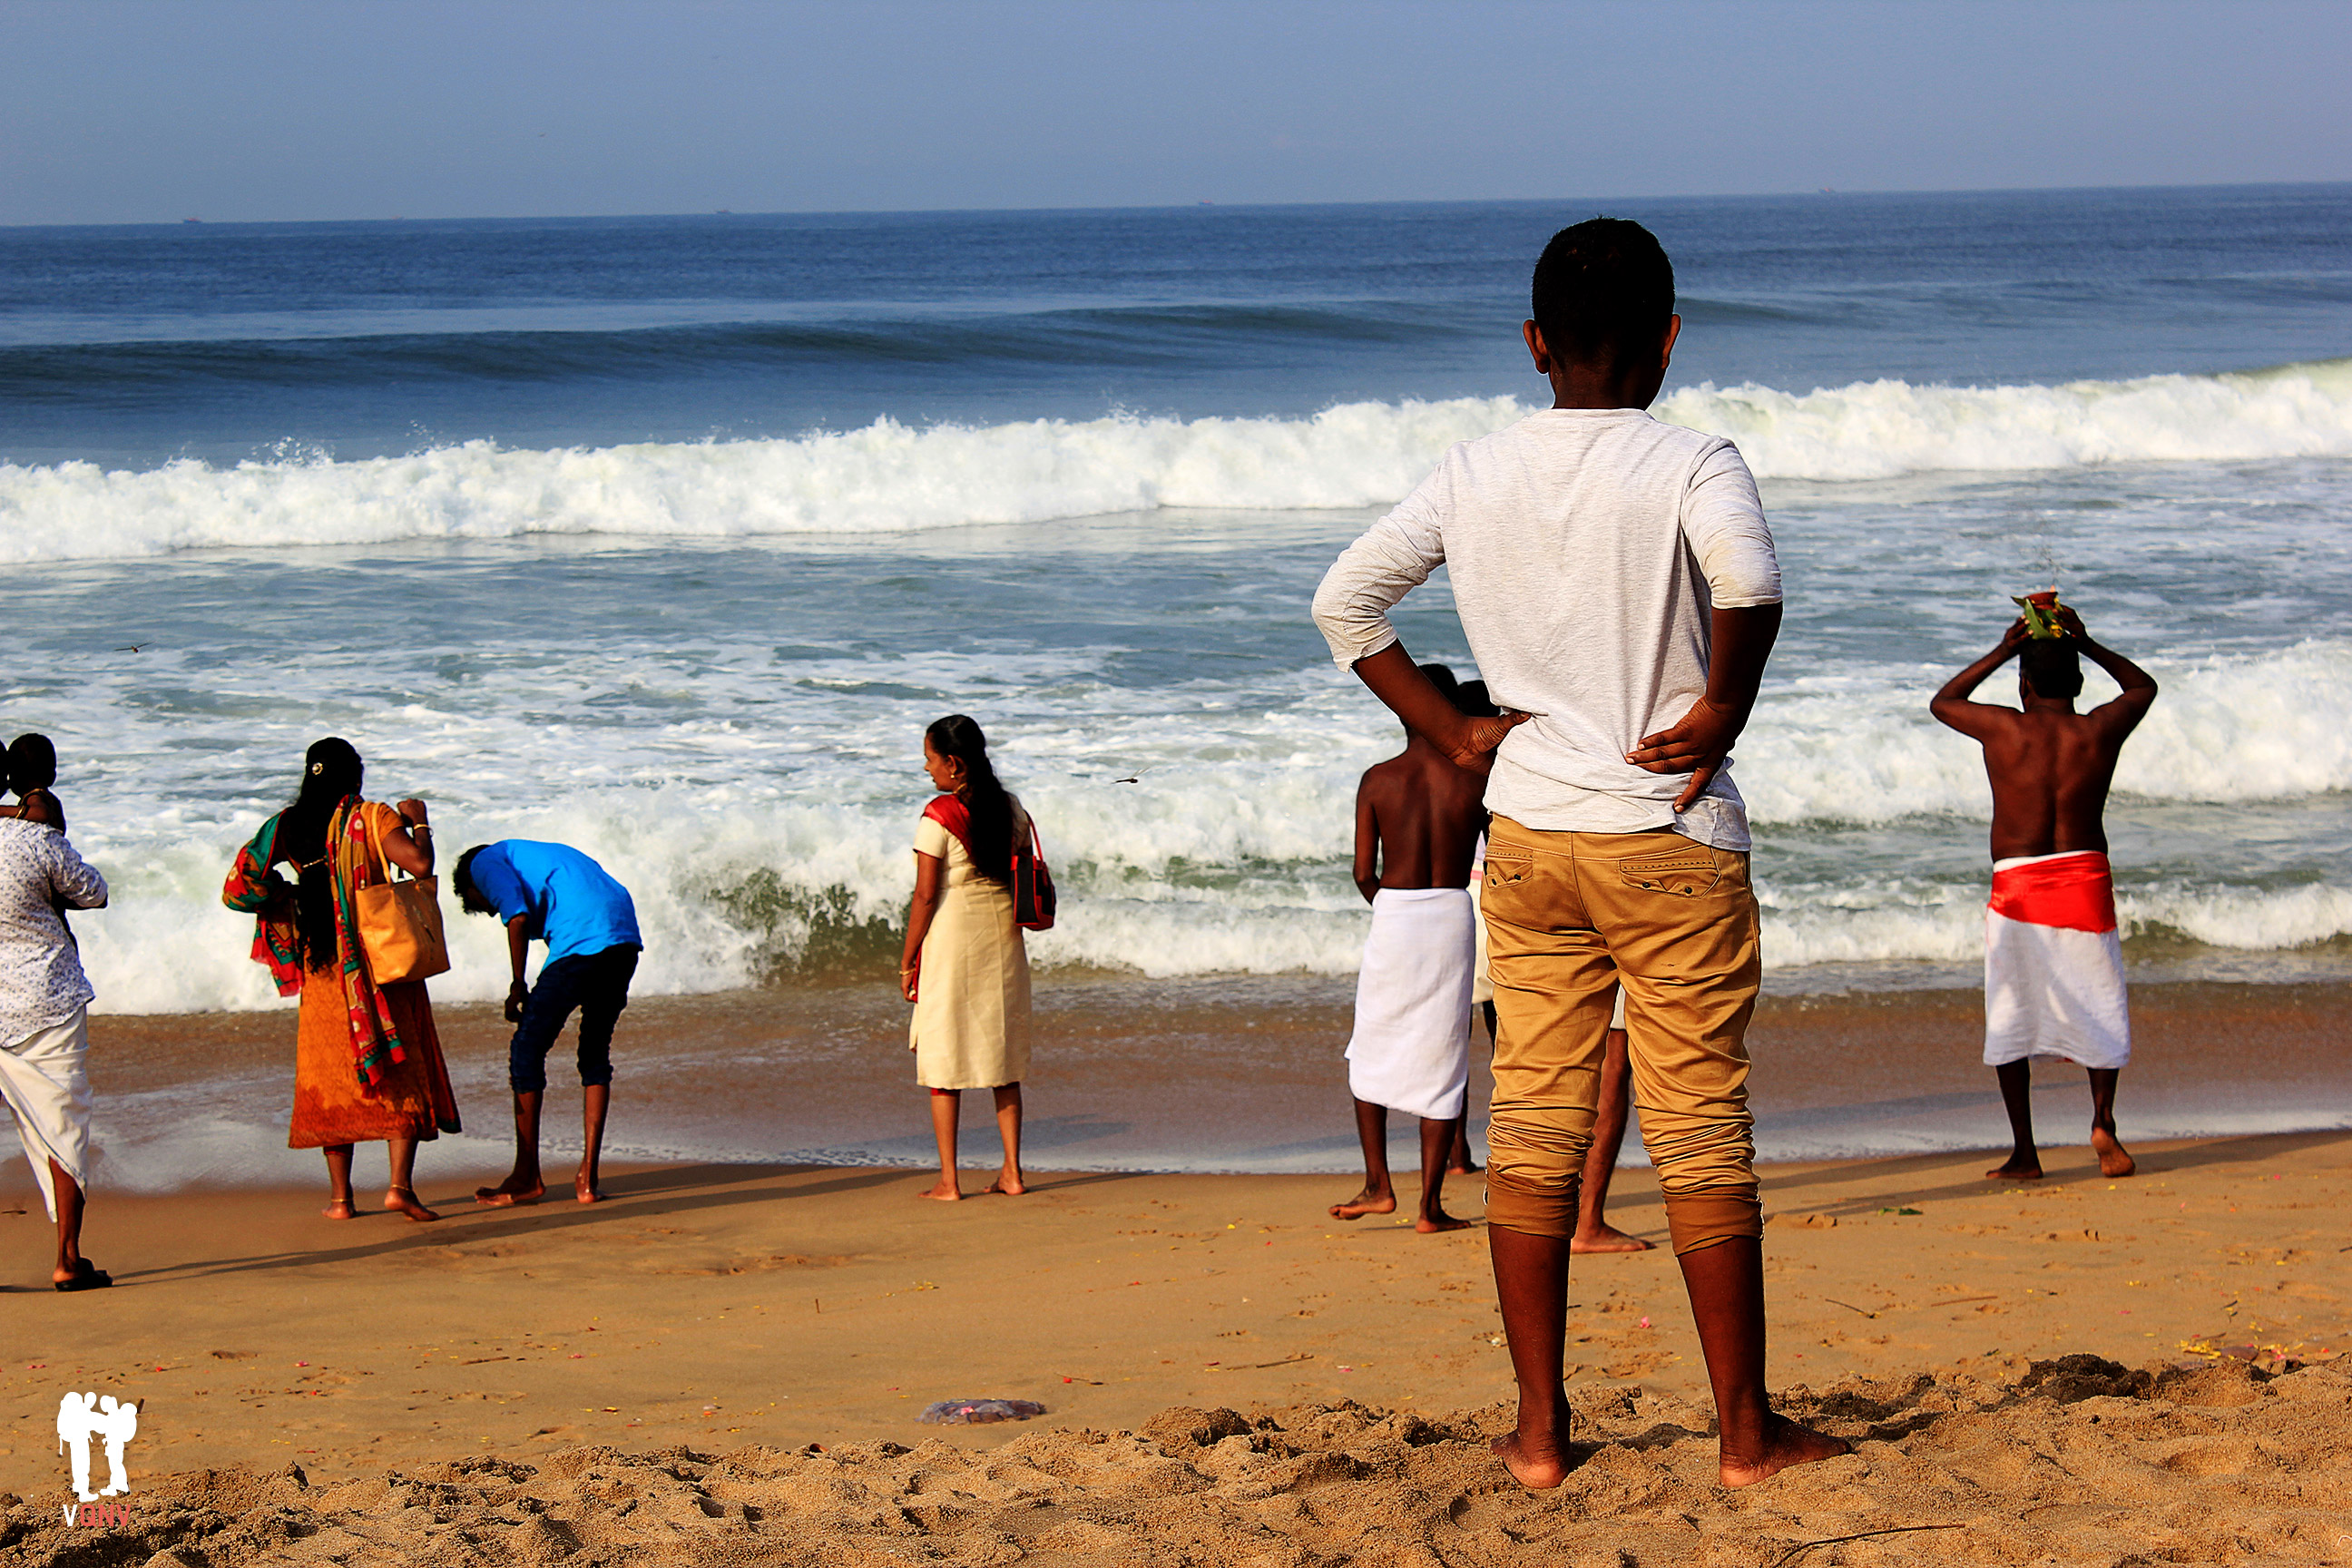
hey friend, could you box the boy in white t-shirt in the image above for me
[1313,218,1843,1490]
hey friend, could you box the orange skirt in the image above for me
[288,974,463,1148]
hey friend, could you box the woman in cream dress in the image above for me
[900,715,1034,1200]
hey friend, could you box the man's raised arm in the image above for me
[1930,619,2034,739]
[2054,606,2159,733]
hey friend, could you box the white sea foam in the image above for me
[64,635,2352,1016]
[1660,358,2352,481]
[5,360,2350,563]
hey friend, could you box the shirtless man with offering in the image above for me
[1931,603,2158,1181]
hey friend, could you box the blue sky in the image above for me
[3,0,2347,224]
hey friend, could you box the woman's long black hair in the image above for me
[926,714,1014,883]
[281,738,364,972]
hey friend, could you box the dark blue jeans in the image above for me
[509,945,639,1094]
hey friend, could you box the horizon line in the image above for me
[7,178,2348,233]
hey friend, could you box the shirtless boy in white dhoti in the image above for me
[1331,663,1488,1234]
[1931,604,2158,1181]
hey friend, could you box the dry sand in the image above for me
[3,1129,2347,1563]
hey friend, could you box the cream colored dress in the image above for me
[909,801,1033,1089]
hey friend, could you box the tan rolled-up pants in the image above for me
[1479,818,1762,1255]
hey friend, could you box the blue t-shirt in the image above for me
[467,840,641,967]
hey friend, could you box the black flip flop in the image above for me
[54,1259,112,1292]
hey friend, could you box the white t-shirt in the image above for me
[1311,407,1781,849]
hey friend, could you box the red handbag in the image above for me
[1012,815,1056,932]
[922,795,1055,932]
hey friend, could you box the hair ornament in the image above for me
[310,761,325,776]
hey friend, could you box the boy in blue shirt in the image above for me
[454,840,642,1206]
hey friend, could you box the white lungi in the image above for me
[1348,887,1474,1120]
[0,1007,92,1220]
[1984,852,2132,1070]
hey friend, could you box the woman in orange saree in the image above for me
[221,738,461,1220]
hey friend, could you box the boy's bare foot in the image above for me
[475,1176,546,1207]
[384,1187,439,1223]
[984,1176,1028,1196]
[916,1179,963,1201]
[573,1172,605,1204]
[1328,1188,1396,1220]
[1490,1431,1572,1490]
[1447,1158,1482,1175]
[1720,1415,1851,1488]
[1984,1156,2043,1181]
[1570,1223,1653,1254]
[1416,1209,1473,1234]
[321,1197,355,1220]
[2091,1126,2135,1178]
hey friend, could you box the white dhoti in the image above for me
[1984,852,2132,1071]
[1347,887,1474,1120]
[0,1007,92,1219]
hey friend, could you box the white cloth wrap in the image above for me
[0,1007,92,1220]
[1347,888,1474,1120]
[1984,856,2132,1070]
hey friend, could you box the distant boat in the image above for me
[181,217,202,224]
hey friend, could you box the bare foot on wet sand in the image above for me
[2092,1126,2136,1178]
[1329,1188,1396,1220]
[1416,1207,1473,1234]
[1720,1415,1852,1488]
[1570,1223,1654,1254]
[1491,1431,1573,1490]
[984,1176,1028,1196]
[475,1176,546,1207]
[1984,1156,2044,1181]
[321,1197,355,1220]
[573,1172,606,1204]
[383,1187,440,1222]
[916,1179,963,1202]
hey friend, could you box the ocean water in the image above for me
[5,186,2351,1024]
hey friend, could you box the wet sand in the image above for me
[54,980,2352,1190]
[2,1127,2347,1563]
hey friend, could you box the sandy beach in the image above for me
[3,1115,2345,1563]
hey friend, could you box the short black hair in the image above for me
[1455,679,1498,719]
[6,734,56,793]
[2020,640,2083,700]
[1531,218,1675,377]
[453,845,492,912]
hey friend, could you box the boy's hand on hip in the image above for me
[1630,699,1747,811]
[1444,711,1530,775]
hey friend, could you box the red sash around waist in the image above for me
[1988,851,2117,935]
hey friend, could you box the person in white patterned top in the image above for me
[0,794,110,1290]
